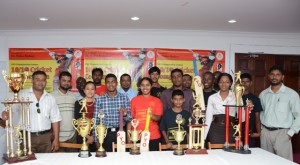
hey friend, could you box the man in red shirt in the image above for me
[92,68,107,96]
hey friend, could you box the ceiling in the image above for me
[0,0,299,33]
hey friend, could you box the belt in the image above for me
[30,129,51,136]
[107,127,119,132]
[212,115,234,125]
[263,125,285,131]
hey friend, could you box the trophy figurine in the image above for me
[171,114,186,155]
[233,71,245,106]
[128,119,141,155]
[95,112,107,157]
[2,70,28,102]
[72,99,95,158]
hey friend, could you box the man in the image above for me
[1,71,61,153]
[92,68,107,96]
[75,77,86,100]
[241,73,262,147]
[117,73,138,101]
[183,74,193,89]
[94,73,132,152]
[51,71,77,152]
[149,66,166,98]
[202,71,217,107]
[160,69,195,114]
[259,65,300,161]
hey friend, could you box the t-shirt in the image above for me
[203,90,217,106]
[160,108,190,144]
[151,85,166,98]
[131,95,163,140]
[96,85,107,96]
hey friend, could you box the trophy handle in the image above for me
[127,130,131,137]
[2,70,9,85]
[183,131,187,137]
[22,72,29,88]
[72,119,79,134]
[90,118,96,132]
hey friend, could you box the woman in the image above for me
[74,81,97,152]
[204,73,236,144]
[130,77,163,151]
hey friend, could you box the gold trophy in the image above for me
[95,112,107,157]
[233,71,245,106]
[2,97,36,164]
[128,119,141,155]
[2,70,28,102]
[72,99,95,158]
[172,114,186,155]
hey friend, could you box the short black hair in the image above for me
[105,73,117,82]
[172,89,184,98]
[148,66,161,75]
[183,74,192,79]
[217,73,233,84]
[59,71,72,80]
[170,68,183,77]
[32,70,47,79]
[84,81,96,89]
[269,65,284,75]
[92,68,103,75]
[120,73,131,81]
[241,73,252,81]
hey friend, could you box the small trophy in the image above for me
[2,98,36,163]
[172,114,186,155]
[72,101,95,158]
[128,119,141,155]
[186,75,208,154]
[2,71,28,102]
[95,112,107,157]
[233,71,245,106]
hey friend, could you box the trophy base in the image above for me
[173,149,184,156]
[3,153,36,164]
[95,151,107,157]
[186,148,208,154]
[223,147,251,154]
[78,150,92,158]
[130,148,140,155]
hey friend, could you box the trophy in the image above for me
[2,97,36,164]
[186,75,208,154]
[233,71,245,106]
[171,114,186,155]
[2,70,28,102]
[128,119,141,155]
[72,100,95,158]
[95,112,107,157]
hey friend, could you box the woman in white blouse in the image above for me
[205,73,236,144]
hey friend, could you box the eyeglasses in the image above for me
[36,102,40,113]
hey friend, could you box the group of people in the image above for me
[0,65,299,162]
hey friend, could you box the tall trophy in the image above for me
[3,99,37,163]
[172,114,186,155]
[186,75,208,154]
[128,119,141,155]
[72,99,95,158]
[95,112,107,157]
[223,71,251,154]
[2,71,28,102]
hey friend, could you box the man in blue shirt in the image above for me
[117,73,138,101]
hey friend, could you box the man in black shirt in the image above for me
[202,71,216,106]
[149,66,166,98]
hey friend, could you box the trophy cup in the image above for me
[171,114,186,155]
[186,75,208,154]
[2,71,28,102]
[2,97,36,164]
[128,119,141,155]
[95,112,107,157]
[72,99,95,158]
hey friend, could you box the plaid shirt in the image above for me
[93,92,132,141]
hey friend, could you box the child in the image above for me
[160,89,190,149]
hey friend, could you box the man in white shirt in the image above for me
[117,73,138,101]
[1,71,62,153]
[51,71,77,152]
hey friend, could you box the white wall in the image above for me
[0,29,300,101]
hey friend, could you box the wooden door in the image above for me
[235,53,300,152]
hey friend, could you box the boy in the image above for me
[160,90,190,149]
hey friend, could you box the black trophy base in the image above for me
[95,151,107,157]
[3,153,36,164]
[173,149,184,156]
[223,147,251,154]
[130,148,140,155]
[78,150,92,158]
